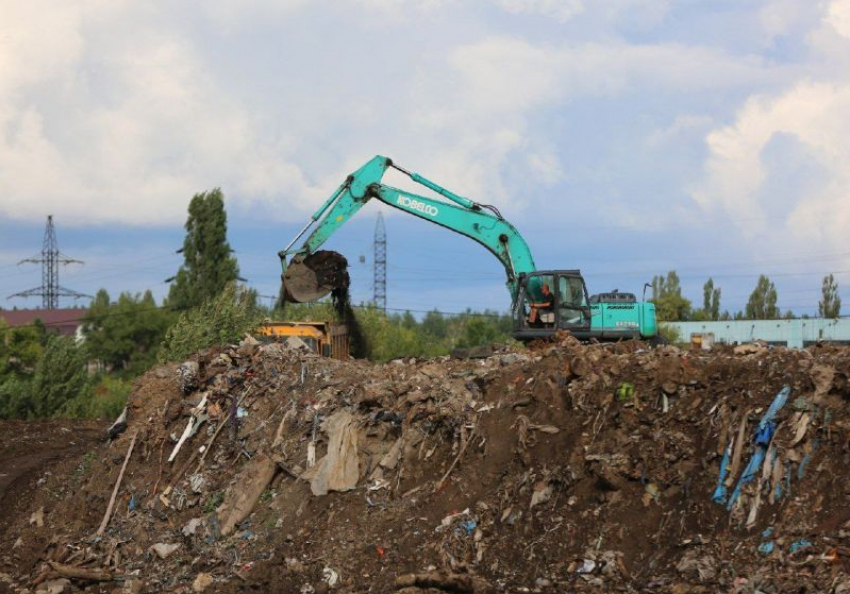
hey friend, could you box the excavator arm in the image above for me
[280,155,536,305]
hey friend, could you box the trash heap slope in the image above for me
[2,337,850,593]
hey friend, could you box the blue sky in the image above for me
[1,0,849,316]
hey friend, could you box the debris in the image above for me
[37,578,70,594]
[576,559,596,574]
[182,518,203,537]
[178,360,201,393]
[97,433,138,536]
[323,567,340,587]
[96,432,137,536]
[308,411,359,496]
[2,337,847,592]
[149,542,181,559]
[789,539,813,554]
[217,454,278,535]
[676,551,716,582]
[46,561,112,581]
[192,572,214,592]
[395,571,490,593]
[616,381,635,401]
[530,482,553,509]
[107,406,128,440]
[168,394,208,463]
[29,506,44,527]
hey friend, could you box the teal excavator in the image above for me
[279,156,657,342]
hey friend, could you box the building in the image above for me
[0,308,87,339]
[664,318,850,349]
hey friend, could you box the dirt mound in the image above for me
[2,338,850,593]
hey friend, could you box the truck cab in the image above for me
[513,270,593,341]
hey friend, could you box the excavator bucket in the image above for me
[282,250,350,303]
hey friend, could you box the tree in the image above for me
[745,275,779,319]
[30,335,89,418]
[83,289,175,375]
[0,377,33,419]
[421,310,448,339]
[702,278,721,321]
[819,273,841,318]
[650,271,692,321]
[168,189,240,309]
[0,320,48,376]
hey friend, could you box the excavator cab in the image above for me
[513,271,592,341]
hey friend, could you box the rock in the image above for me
[150,542,181,559]
[529,482,552,509]
[121,579,144,594]
[37,578,70,594]
[178,360,200,393]
[192,573,214,592]
[499,353,528,366]
[238,334,260,356]
[661,381,678,395]
[451,345,495,359]
[676,551,716,582]
[29,507,44,527]
[182,518,203,537]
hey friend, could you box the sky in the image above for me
[1,0,849,317]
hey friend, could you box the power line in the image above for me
[7,215,91,308]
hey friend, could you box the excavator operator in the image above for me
[529,283,555,326]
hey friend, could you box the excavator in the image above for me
[278,156,657,342]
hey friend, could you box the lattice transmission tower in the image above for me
[9,215,90,309]
[373,212,387,314]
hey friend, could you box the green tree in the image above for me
[168,189,240,309]
[83,289,175,375]
[0,377,34,419]
[745,275,780,319]
[456,316,503,349]
[421,310,448,339]
[819,273,841,318]
[0,320,48,376]
[160,282,262,363]
[702,278,721,321]
[31,335,89,418]
[650,271,692,321]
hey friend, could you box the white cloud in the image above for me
[0,0,819,234]
[0,2,330,226]
[828,0,850,38]
[692,0,850,256]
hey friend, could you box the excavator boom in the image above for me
[280,156,535,305]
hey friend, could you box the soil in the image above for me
[0,420,102,592]
[1,339,850,593]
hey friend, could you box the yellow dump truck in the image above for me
[256,321,349,360]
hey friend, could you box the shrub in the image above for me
[159,282,263,362]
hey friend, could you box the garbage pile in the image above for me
[2,336,850,593]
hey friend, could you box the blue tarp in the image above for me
[724,387,791,511]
